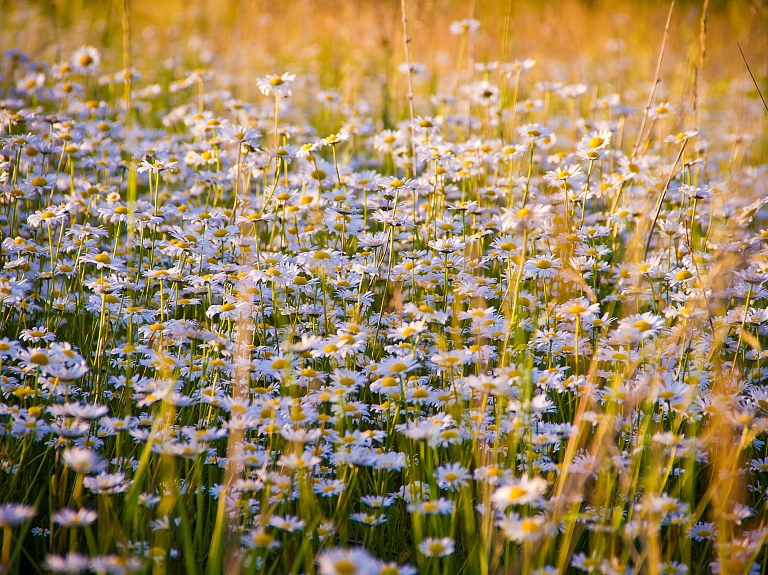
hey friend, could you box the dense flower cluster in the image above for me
[0,18,767,575]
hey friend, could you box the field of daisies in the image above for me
[1,1,767,574]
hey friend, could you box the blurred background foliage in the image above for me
[2,0,766,149]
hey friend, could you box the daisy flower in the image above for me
[523,254,561,279]
[492,476,548,509]
[71,45,100,73]
[61,447,105,474]
[52,508,97,527]
[544,164,583,186]
[449,19,481,35]
[0,504,37,527]
[43,553,91,573]
[436,462,471,490]
[418,537,455,557]
[257,72,297,98]
[19,327,56,343]
[317,547,379,575]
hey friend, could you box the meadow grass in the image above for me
[0,1,767,574]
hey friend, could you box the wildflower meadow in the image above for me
[1,0,767,573]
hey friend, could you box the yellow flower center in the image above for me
[272,359,290,370]
[29,351,49,366]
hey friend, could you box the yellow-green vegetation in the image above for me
[0,1,767,574]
